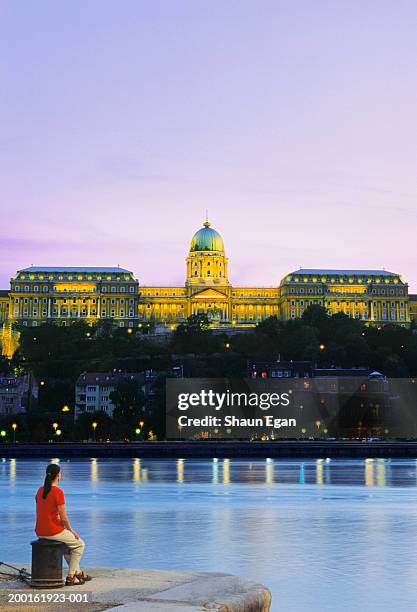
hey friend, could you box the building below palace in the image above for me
[0,373,38,416]
[0,219,414,356]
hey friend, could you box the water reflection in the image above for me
[365,458,374,487]
[3,458,417,612]
[177,458,184,483]
[316,459,323,485]
[223,458,230,484]
[91,458,98,483]
[376,462,386,487]
[2,457,416,487]
[9,458,16,483]
[265,458,274,484]
[133,458,141,482]
[212,458,219,484]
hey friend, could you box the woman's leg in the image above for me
[42,530,85,577]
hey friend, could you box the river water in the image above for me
[1,457,417,612]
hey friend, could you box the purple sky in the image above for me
[1,1,416,290]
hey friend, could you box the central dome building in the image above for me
[186,220,229,286]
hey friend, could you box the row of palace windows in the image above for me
[20,320,135,327]
[290,276,400,284]
[17,274,133,281]
[193,271,223,277]
[288,287,405,296]
[290,299,406,308]
[290,309,405,320]
[14,285,136,293]
[15,297,136,305]
[17,308,135,318]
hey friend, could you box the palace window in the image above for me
[34,286,39,292]
[24,286,29,292]
[129,286,135,293]
[102,310,106,317]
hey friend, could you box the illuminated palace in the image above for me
[0,219,415,356]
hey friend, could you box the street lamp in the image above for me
[62,405,70,412]
[138,421,145,440]
[56,429,62,439]
[0,430,6,440]
[135,428,141,439]
[319,344,325,351]
[52,422,59,432]
[92,421,98,442]
[225,343,230,349]
[11,423,17,443]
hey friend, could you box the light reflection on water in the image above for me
[1,457,417,612]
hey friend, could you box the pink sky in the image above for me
[1,1,416,290]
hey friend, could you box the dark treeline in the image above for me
[1,305,417,441]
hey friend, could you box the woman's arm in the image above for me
[57,504,79,539]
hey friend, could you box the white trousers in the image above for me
[42,529,85,575]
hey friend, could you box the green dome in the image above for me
[190,221,225,252]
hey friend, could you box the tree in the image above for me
[110,378,145,438]
[170,314,220,353]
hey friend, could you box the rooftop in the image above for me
[17,266,132,273]
[76,371,144,386]
[289,268,399,276]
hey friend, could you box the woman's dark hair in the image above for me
[42,463,61,499]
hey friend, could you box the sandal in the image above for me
[76,571,92,582]
[65,574,85,586]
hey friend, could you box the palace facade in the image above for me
[0,219,414,356]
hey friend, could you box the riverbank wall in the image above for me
[2,440,417,458]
